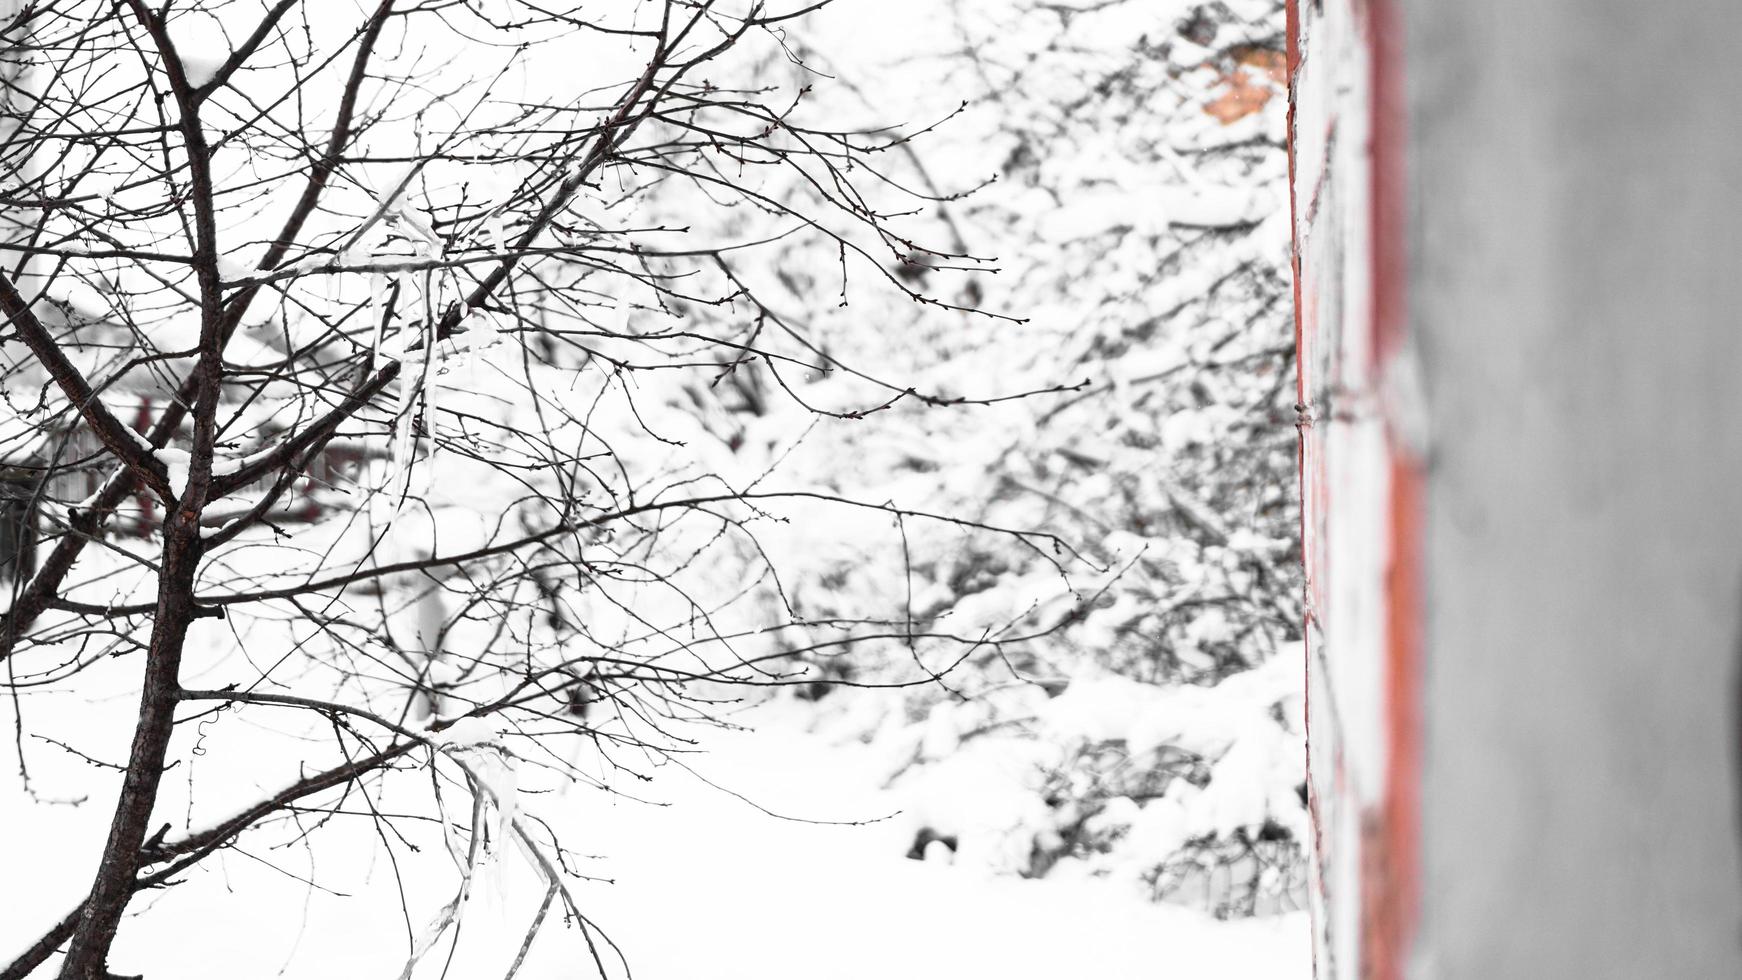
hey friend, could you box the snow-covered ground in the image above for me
[562,713,1308,980]
[590,865,1304,980]
[4,697,1305,979]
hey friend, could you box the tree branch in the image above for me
[0,269,173,499]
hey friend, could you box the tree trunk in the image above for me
[55,510,202,980]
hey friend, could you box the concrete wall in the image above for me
[1295,0,1742,975]
[1408,1,1742,976]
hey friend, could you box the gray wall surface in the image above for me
[1408,1,1742,975]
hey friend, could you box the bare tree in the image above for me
[0,3,1082,977]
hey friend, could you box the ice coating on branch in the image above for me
[154,448,191,498]
[176,52,224,88]
[367,274,388,362]
[216,255,249,282]
[429,715,521,903]
[168,15,230,89]
[428,714,501,747]
[486,211,507,255]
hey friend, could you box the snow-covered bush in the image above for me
[665,0,1306,916]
